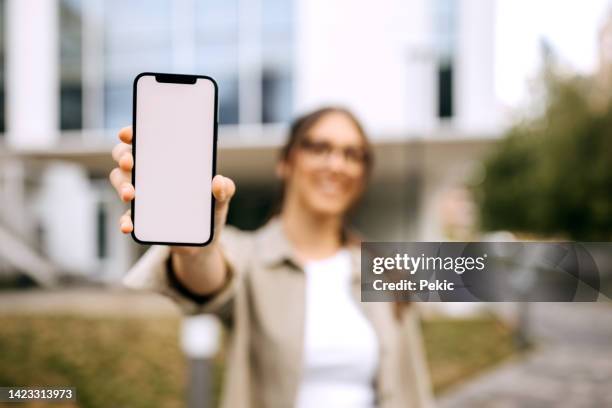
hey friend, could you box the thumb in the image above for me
[212,175,236,241]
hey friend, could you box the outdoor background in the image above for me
[0,0,611,407]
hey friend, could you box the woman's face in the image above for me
[282,112,368,217]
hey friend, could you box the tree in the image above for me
[474,63,612,241]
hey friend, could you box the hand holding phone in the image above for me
[109,73,235,297]
[109,73,236,251]
[110,126,235,253]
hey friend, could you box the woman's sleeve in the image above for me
[122,225,251,323]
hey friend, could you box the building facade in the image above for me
[0,0,500,283]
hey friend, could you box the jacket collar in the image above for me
[258,216,363,284]
[258,216,300,268]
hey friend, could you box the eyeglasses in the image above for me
[299,138,370,167]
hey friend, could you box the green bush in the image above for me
[475,65,612,240]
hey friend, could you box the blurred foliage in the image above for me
[475,60,612,240]
[0,314,515,406]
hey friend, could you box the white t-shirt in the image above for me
[295,249,379,408]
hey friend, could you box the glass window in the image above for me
[195,0,239,124]
[96,201,107,259]
[0,0,7,134]
[66,0,294,132]
[103,0,173,130]
[60,0,83,130]
[261,0,293,123]
[433,0,456,119]
[437,64,453,118]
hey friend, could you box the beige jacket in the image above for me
[123,217,435,408]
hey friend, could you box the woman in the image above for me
[110,107,435,408]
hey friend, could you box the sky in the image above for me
[495,0,612,107]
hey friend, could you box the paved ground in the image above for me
[437,303,612,408]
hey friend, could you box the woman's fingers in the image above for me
[112,143,134,171]
[111,146,133,171]
[118,126,133,144]
[212,175,236,242]
[111,142,131,163]
[109,167,135,202]
[113,127,135,234]
[112,143,133,172]
[119,210,133,234]
[118,151,133,171]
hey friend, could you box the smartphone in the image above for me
[131,72,218,246]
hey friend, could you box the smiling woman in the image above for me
[273,107,373,229]
[114,106,435,408]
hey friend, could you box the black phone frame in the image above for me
[131,72,219,247]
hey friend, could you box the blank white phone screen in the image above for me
[133,75,216,245]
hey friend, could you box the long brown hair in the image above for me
[270,106,374,242]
